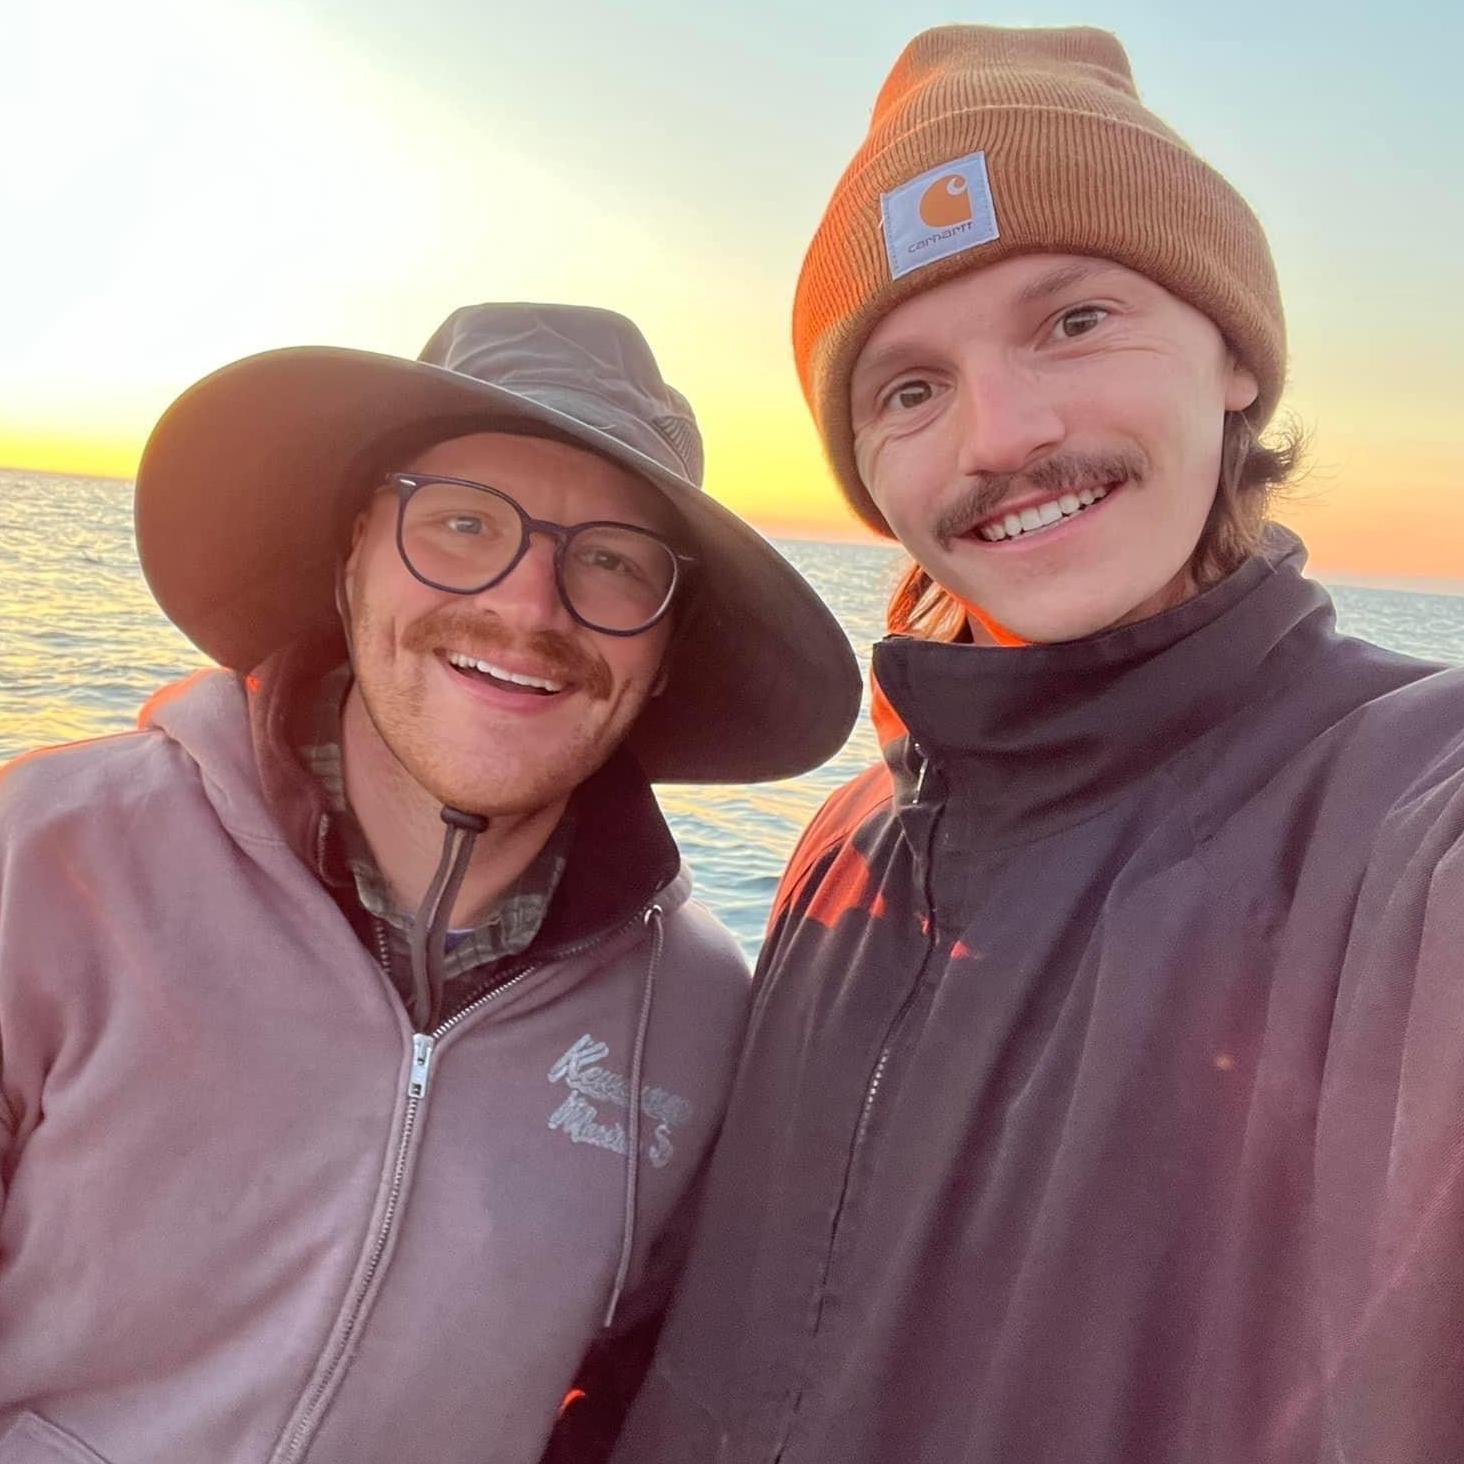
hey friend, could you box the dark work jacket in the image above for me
[612,530,1464,1464]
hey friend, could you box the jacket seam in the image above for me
[221,825,293,852]
[781,831,865,918]
[773,791,896,934]
[1157,761,1206,869]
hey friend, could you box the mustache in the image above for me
[934,450,1147,547]
[402,604,614,701]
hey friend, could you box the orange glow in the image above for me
[3,2,1459,588]
[1277,437,1464,589]
[0,430,139,482]
[8,419,1464,588]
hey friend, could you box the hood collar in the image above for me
[142,642,686,947]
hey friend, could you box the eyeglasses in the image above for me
[388,473,693,636]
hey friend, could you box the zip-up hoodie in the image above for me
[614,530,1464,1464]
[0,669,750,1464]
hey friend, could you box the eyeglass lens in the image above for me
[400,479,677,633]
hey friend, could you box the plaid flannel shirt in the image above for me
[297,664,572,1010]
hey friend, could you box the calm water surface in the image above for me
[3,470,1462,958]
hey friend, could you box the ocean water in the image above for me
[3,469,1463,959]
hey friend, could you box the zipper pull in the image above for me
[912,742,932,804]
[408,1033,436,1100]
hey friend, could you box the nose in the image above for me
[953,365,1064,478]
[469,531,570,629]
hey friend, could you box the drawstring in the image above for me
[335,568,487,1032]
[408,807,488,1031]
[329,579,491,1030]
[603,903,664,1330]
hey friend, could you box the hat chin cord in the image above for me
[334,563,492,1031]
[408,807,489,1031]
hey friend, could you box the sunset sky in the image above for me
[5,0,1460,584]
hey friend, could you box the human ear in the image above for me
[336,509,377,627]
[345,507,370,565]
[1224,360,1260,414]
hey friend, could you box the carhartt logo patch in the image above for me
[881,151,999,281]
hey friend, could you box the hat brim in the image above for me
[135,346,860,783]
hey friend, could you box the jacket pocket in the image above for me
[0,1413,112,1464]
[613,1363,727,1462]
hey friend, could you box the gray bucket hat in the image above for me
[134,303,861,783]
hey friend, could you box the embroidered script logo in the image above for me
[547,1034,694,1170]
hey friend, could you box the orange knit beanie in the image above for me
[792,25,1285,536]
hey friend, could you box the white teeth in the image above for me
[446,651,565,693]
[974,483,1118,543]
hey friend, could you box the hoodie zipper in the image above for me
[273,902,657,1462]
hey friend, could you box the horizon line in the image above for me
[2,464,1460,598]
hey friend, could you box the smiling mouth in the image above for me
[442,649,568,697]
[972,482,1120,543]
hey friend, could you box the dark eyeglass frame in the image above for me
[387,472,696,637]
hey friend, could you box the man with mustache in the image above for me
[614,26,1464,1464]
[0,304,859,1463]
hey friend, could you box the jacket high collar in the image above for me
[872,529,1337,848]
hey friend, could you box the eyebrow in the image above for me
[850,340,923,403]
[851,260,1119,407]
[1014,259,1108,307]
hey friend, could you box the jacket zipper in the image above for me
[774,744,943,1461]
[853,742,938,1145]
[274,903,655,1462]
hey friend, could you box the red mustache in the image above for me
[934,449,1147,546]
[403,605,613,701]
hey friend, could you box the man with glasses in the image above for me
[0,304,859,1464]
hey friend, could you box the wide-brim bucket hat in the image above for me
[135,303,860,783]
